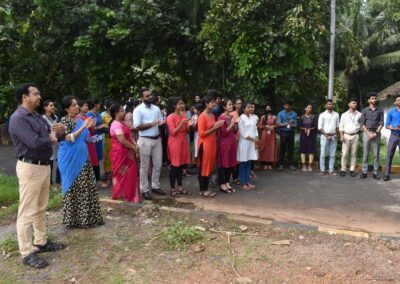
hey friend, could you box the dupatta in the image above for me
[58,118,90,194]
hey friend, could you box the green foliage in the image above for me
[159,221,204,250]
[47,190,63,211]
[0,235,18,253]
[200,0,330,108]
[0,173,19,206]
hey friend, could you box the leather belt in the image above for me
[344,132,359,136]
[140,136,160,140]
[18,157,51,165]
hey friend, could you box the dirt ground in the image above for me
[0,202,399,284]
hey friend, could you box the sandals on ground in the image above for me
[199,190,216,198]
[226,184,236,193]
[233,179,241,185]
[219,186,231,194]
[170,189,192,197]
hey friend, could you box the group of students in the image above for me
[7,82,400,269]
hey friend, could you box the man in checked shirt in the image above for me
[9,83,67,269]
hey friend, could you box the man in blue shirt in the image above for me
[383,94,400,181]
[277,99,297,170]
[133,88,166,199]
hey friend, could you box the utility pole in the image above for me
[327,0,336,100]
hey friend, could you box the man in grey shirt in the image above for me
[360,92,384,179]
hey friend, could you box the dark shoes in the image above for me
[142,191,153,200]
[34,241,66,253]
[23,253,49,269]
[373,173,381,180]
[383,175,390,181]
[350,171,357,177]
[339,171,346,177]
[151,188,166,195]
[360,173,367,179]
[288,165,297,171]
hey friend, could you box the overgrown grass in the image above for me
[0,234,18,253]
[0,173,63,222]
[159,221,204,251]
[0,173,19,206]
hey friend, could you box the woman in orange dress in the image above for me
[167,97,192,197]
[197,94,224,197]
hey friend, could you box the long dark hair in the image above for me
[167,97,182,116]
[60,96,77,117]
[109,103,122,127]
[42,99,56,120]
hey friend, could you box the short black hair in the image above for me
[139,87,150,97]
[87,97,100,110]
[60,96,77,116]
[203,93,215,104]
[394,94,400,101]
[367,92,378,98]
[206,89,219,98]
[283,99,293,106]
[77,99,87,108]
[348,97,358,103]
[15,82,38,103]
[326,99,333,103]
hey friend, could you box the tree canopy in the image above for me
[1,0,400,120]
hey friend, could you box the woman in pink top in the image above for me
[166,97,192,197]
[109,104,141,203]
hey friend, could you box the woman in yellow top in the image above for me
[101,99,113,184]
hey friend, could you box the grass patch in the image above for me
[0,235,18,253]
[159,221,204,251]
[47,189,63,211]
[0,173,19,206]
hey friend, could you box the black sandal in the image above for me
[226,185,236,193]
[178,189,192,195]
[23,253,49,269]
[34,241,66,253]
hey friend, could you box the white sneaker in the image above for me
[307,166,313,172]
[302,165,307,172]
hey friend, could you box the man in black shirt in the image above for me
[9,83,66,269]
[360,92,384,179]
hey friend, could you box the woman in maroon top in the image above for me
[217,98,238,193]
[259,104,277,170]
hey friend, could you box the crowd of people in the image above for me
[7,82,400,268]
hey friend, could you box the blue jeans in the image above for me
[320,135,337,172]
[239,161,252,185]
[385,134,400,176]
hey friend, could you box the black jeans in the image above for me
[93,165,100,181]
[218,167,233,185]
[279,131,295,166]
[169,165,183,189]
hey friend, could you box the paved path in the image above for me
[2,145,400,236]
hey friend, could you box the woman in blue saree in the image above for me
[58,96,104,228]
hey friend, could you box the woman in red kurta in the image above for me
[197,94,224,197]
[167,97,192,197]
[109,104,141,203]
[258,105,277,170]
[217,98,238,193]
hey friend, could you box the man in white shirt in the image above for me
[318,99,339,175]
[133,88,166,200]
[339,98,362,177]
